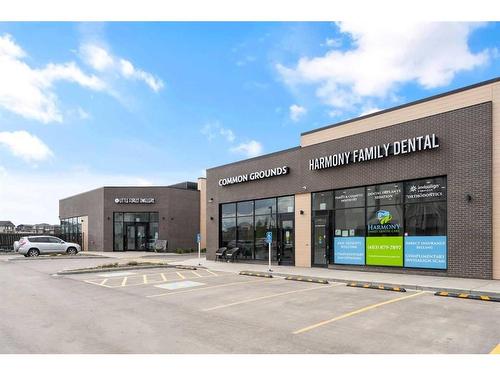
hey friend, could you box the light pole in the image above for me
[268,205,273,272]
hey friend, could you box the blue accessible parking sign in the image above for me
[266,231,273,244]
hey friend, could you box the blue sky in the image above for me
[0,22,499,223]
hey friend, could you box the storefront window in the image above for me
[312,191,333,211]
[237,216,254,259]
[254,214,275,260]
[322,176,447,269]
[237,201,254,216]
[366,205,404,237]
[404,177,447,269]
[335,187,365,209]
[405,202,446,236]
[124,212,150,223]
[219,195,294,262]
[221,203,236,218]
[278,196,295,213]
[114,222,124,251]
[366,182,402,207]
[221,218,236,248]
[335,207,365,237]
[404,177,447,203]
[113,211,159,251]
[255,198,276,215]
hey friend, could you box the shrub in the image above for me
[100,262,119,268]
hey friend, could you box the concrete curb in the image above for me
[174,265,198,270]
[347,282,406,292]
[239,271,273,278]
[8,255,109,262]
[221,270,500,298]
[284,275,329,284]
[56,264,171,275]
[434,291,500,302]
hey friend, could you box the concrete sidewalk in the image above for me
[84,251,194,259]
[169,256,500,296]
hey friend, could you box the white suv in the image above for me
[18,236,81,257]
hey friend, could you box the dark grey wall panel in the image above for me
[59,188,104,251]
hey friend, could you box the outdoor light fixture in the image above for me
[300,210,304,215]
[302,186,307,190]
[209,198,214,203]
[466,193,473,202]
[107,216,110,220]
[210,217,214,220]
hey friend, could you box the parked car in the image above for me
[13,240,20,252]
[17,236,81,257]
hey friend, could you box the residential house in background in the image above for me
[16,224,34,233]
[0,221,16,233]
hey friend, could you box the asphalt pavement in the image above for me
[0,255,498,354]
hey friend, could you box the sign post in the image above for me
[266,231,273,272]
[196,233,201,266]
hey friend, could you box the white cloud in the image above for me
[80,43,164,92]
[201,121,235,142]
[77,107,90,120]
[0,34,107,123]
[219,127,236,142]
[277,22,491,115]
[79,44,114,71]
[289,104,307,122]
[236,55,257,67]
[323,38,342,48]
[0,130,53,162]
[201,121,263,157]
[230,140,263,158]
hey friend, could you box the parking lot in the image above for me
[0,255,499,354]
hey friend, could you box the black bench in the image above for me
[225,247,240,262]
[215,247,227,262]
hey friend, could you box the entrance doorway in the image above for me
[312,214,330,267]
[125,223,148,251]
[277,213,294,265]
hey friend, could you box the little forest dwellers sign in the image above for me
[114,198,155,204]
[218,166,289,187]
[309,134,439,171]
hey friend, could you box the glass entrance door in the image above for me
[125,223,148,250]
[126,225,136,250]
[136,224,147,251]
[313,215,330,266]
[277,214,294,265]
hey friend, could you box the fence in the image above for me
[0,232,83,251]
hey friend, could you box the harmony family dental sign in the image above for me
[309,134,439,171]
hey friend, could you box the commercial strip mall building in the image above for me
[205,77,500,280]
[59,77,500,280]
[59,182,200,252]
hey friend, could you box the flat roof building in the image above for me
[59,183,200,252]
[204,77,500,280]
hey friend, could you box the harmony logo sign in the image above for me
[368,209,401,234]
[377,210,393,224]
